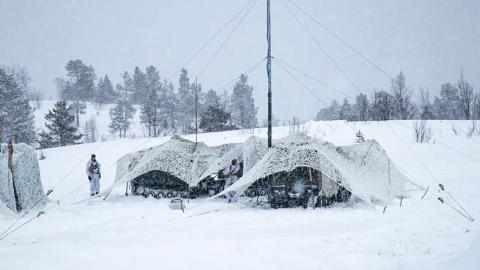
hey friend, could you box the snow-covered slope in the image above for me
[33,100,145,140]
[0,120,479,270]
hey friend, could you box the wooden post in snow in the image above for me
[7,136,21,211]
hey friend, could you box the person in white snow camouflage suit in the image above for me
[86,154,101,196]
[223,159,240,203]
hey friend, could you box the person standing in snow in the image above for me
[86,154,101,196]
[223,159,240,203]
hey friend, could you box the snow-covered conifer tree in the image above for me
[0,67,36,144]
[109,72,136,138]
[39,101,82,148]
[229,74,257,129]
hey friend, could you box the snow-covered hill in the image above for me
[33,100,145,140]
[1,119,479,270]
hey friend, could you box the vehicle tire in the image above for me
[320,196,334,208]
[337,187,352,202]
[247,189,258,198]
[142,192,149,198]
[288,199,297,208]
[149,192,156,198]
[135,186,145,196]
[157,191,165,199]
[259,188,267,196]
[166,191,174,198]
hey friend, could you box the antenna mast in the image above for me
[267,0,272,147]
[195,76,198,145]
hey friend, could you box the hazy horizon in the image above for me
[1,0,479,121]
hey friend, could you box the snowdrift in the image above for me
[0,143,46,212]
[216,134,413,203]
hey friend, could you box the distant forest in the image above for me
[1,60,479,148]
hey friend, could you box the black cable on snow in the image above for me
[285,0,393,81]
[167,0,258,81]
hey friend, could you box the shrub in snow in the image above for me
[414,120,433,143]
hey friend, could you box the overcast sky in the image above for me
[1,0,479,121]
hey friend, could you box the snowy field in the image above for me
[1,120,480,270]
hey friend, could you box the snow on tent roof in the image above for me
[215,134,413,204]
[114,135,244,187]
[0,143,46,212]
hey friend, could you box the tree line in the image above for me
[316,71,480,122]
[40,59,258,147]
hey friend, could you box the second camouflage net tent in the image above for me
[216,134,414,204]
[0,143,46,213]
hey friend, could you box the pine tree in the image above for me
[339,98,355,121]
[39,101,83,148]
[436,83,461,119]
[0,68,36,144]
[316,99,340,120]
[176,69,197,133]
[199,105,231,132]
[370,90,394,121]
[229,74,258,129]
[457,71,474,120]
[56,60,97,127]
[109,72,136,138]
[132,67,147,104]
[140,66,163,137]
[204,89,221,108]
[354,93,369,121]
[163,81,177,132]
[95,74,117,104]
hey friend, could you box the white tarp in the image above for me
[0,143,46,212]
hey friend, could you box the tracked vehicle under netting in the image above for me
[115,136,245,199]
[245,166,351,208]
[215,134,414,208]
[129,170,190,199]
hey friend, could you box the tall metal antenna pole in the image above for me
[195,76,198,145]
[267,0,272,148]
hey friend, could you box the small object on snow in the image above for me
[421,187,429,200]
[383,205,387,214]
[169,198,185,212]
[399,196,404,207]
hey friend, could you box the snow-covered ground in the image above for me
[1,119,479,270]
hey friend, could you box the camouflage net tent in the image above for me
[0,143,46,212]
[114,136,244,189]
[216,134,413,204]
[114,134,413,204]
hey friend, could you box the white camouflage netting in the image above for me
[0,143,46,212]
[114,134,412,204]
[216,134,413,204]
[114,135,243,187]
